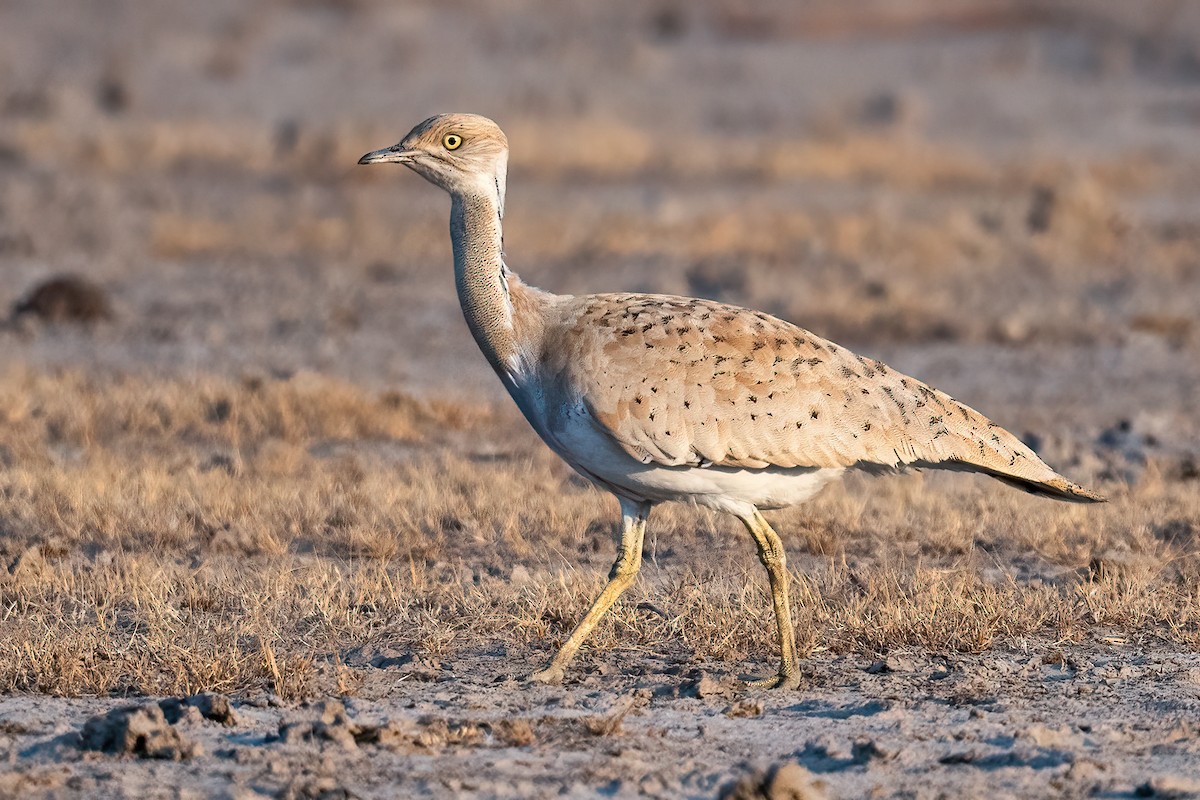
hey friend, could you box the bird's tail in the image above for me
[912,402,1107,504]
[888,375,1106,504]
[978,468,1106,503]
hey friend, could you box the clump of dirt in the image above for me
[682,669,740,699]
[158,693,238,727]
[11,275,114,324]
[1137,774,1200,799]
[276,699,442,751]
[277,699,374,750]
[720,762,830,800]
[78,703,198,760]
[76,693,238,760]
[725,699,765,718]
[276,699,539,753]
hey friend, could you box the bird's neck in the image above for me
[449,188,547,381]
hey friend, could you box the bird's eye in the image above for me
[443,133,463,150]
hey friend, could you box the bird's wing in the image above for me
[544,293,1102,502]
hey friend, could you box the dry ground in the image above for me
[1,0,1200,797]
[0,369,1197,700]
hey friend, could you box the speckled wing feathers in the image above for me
[545,293,1102,502]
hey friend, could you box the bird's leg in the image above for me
[529,497,650,684]
[738,509,802,690]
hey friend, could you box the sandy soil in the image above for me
[7,642,1200,800]
[1,0,1200,798]
[3,641,1200,799]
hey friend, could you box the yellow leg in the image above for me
[529,497,650,684]
[739,509,802,690]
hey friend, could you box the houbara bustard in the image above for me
[359,113,1103,689]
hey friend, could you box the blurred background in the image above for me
[0,0,1198,446]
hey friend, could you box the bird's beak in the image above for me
[357,146,417,165]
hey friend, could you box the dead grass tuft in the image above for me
[0,369,1196,697]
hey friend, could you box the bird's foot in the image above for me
[743,670,802,690]
[527,665,566,685]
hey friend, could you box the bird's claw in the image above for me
[527,665,566,685]
[743,671,803,690]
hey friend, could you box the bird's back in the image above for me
[536,292,1102,503]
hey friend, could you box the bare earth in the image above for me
[1,1,1200,798]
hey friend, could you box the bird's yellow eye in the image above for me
[443,133,463,150]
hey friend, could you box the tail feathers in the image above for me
[906,398,1107,504]
[984,470,1107,504]
[911,455,1107,504]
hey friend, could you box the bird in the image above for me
[358,113,1104,689]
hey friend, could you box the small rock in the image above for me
[719,762,829,800]
[11,275,114,324]
[189,693,238,726]
[159,693,238,727]
[725,700,764,718]
[278,699,359,750]
[79,704,198,760]
[852,738,896,763]
[278,700,435,752]
[1136,774,1200,798]
[354,720,416,749]
[683,670,736,700]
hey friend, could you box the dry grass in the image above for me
[0,369,1196,698]
[0,0,1197,703]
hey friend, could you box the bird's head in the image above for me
[359,113,509,202]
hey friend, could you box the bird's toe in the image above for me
[744,671,803,690]
[527,665,566,685]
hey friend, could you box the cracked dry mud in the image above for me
[2,643,1200,798]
